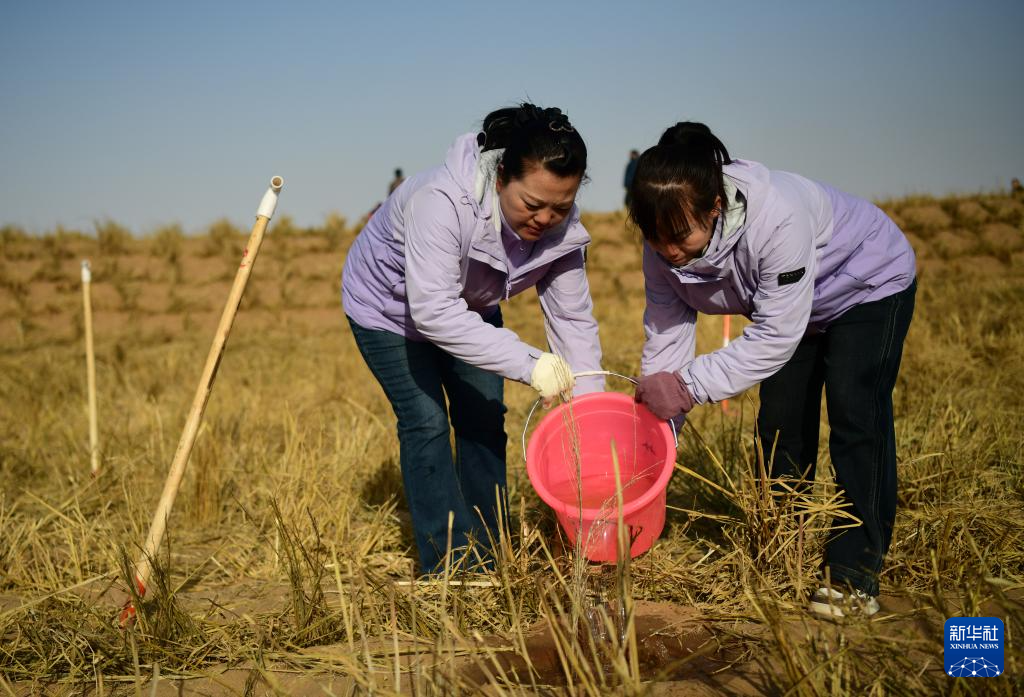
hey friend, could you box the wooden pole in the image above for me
[123,177,283,618]
[82,261,100,476]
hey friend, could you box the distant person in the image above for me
[623,149,639,207]
[1012,177,1023,198]
[342,103,604,573]
[629,122,916,619]
[388,168,405,195]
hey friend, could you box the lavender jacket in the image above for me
[642,159,916,404]
[342,134,604,394]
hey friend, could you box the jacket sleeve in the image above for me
[680,213,816,403]
[535,244,605,395]
[404,187,540,383]
[641,243,698,377]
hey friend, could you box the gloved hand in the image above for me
[634,372,695,420]
[530,353,575,403]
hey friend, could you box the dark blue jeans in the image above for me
[757,280,916,596]
[348,312,507,573]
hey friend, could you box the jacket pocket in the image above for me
[837,271,875,291]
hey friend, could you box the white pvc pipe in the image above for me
[256,176,285,220]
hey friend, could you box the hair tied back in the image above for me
[478,102,588,182]
[546,108,575,133]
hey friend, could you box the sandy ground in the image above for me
[8,585,1018,696]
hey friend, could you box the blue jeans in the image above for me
[347,312,508,573]
[757,281,916,596]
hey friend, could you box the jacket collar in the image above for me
[466,200,588,277]
[655,214,738,283]
[667,253,734,282]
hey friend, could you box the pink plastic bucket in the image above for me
[525,392,676,562]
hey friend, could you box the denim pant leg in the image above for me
[347,319,475,573]
[821,281,916,596]
[757,333,827,487]
[441,346,507,553]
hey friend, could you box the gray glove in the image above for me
[634,372,695,420]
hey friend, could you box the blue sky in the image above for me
[2,1,1022,234]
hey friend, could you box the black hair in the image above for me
[477,103,587,184]
[628,121,732,244]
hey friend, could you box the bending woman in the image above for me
[630,122,916,617]
[342,104,604,573]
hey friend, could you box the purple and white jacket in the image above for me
[342,134,604,394]
[642,159,916,404]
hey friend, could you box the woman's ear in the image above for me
[710,195,723,219]
[495,164,505,193]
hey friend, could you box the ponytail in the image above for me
[628,121,732,243]
[478,103,587,183]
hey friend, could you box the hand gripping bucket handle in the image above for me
[521,370,678,463]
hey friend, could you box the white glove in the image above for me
[530,353,575,401]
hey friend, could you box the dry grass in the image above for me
[0,192,1022,694]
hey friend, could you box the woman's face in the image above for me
[496,164,581,241]
[648,199,720,267]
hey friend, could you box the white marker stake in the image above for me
[121,177,284,624]
[82,260,100,475]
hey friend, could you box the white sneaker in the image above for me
[808,586,880,618]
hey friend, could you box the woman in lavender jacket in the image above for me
[342,104,604,573]
[630,122,916,618]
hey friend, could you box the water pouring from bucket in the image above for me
[525,375,677,562]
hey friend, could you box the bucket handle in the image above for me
[521,370,679,463]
